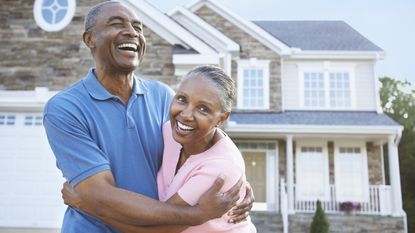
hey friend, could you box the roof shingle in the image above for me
[253,21,383,51]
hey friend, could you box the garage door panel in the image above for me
[0,156,14,173]
[0,181,10,195]
[16,157,44,171]
[0,112,66,228]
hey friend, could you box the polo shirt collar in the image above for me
[83,68,144,100]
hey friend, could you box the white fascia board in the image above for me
[173,54,220,76]
[289,50,386,60]
[173,54,220,65]
[120,0,216,54]
[0,88,57,111]
[225,123,403,136]
[186,0,291,55]
[168,6,239,54]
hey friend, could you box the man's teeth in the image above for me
[177,121,194,131]
[118,43,138,51]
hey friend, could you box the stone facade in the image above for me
[250,211,283,233]
[0,0,176,90]
[251,212,406,233]
[195,5,282,112]
[367,142,384,184]
[289,213,405,233]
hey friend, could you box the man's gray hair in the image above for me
[84,1,120,31]
[184,65,236,113]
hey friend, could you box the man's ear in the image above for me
[83,31,95,49]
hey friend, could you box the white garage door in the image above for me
[0,112,66,228]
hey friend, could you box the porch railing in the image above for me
[291,184,392,215]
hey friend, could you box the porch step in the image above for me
[251,211,283,233]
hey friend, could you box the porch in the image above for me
[288,182,392,215]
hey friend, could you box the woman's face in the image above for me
[169,76,229,146]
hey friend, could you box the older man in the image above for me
[44,1,252,233]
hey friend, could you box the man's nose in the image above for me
[123,23,139,37]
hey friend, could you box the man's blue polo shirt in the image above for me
[44,69,174,232]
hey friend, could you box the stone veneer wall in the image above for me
[0,0,176,90]
[195,5,282,112]
[367,142,384,184]
[289,214,405,233]
[251,212,406,233]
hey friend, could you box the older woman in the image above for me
[157,65,256,232]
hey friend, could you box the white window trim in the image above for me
[298,62,356,110]
[334,140,369,202]
[237,59,270,110]
[33,0,76,32]
[295,140,330,201]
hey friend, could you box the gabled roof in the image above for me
[185,0,291,55]
[254,21,383,51]
[120,0,216,54]
[168,6,240,55]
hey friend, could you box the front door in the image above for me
[242,151,266,202]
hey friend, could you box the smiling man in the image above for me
[43,1,252,233]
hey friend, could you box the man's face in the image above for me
[89,3,146,73]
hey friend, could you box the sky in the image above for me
[150,0,415,85]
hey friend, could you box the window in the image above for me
[304,72,325,107]
[33,0,76,32]
[24,115,43,126]
[335,143,369,202]
[301,66,354,109]
[237,59,270,109]
[296,143,330,201]
[0,115,16,126]
[329,72,351,107]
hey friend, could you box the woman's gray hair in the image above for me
[184,65,235,112]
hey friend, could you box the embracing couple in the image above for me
[44,1,257,233]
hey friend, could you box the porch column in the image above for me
[286,135,294,213]
[387,135,404,216]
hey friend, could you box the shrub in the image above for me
[310,200,329,233]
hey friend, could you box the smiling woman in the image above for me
[157,65,257,233]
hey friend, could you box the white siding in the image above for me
[355,63,377,110]
[282,60,378,111]
[282,61,298,109]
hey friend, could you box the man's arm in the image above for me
[71,170,241,226]
[62,181,186,233]
[62,174,242,232]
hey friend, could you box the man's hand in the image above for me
[228,182,255,223]
[62,182,82,209]
[195,175,243,224]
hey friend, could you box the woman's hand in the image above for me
[228,182,255,223]
[61,181,82,209]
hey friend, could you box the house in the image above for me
[0,0,407,232]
